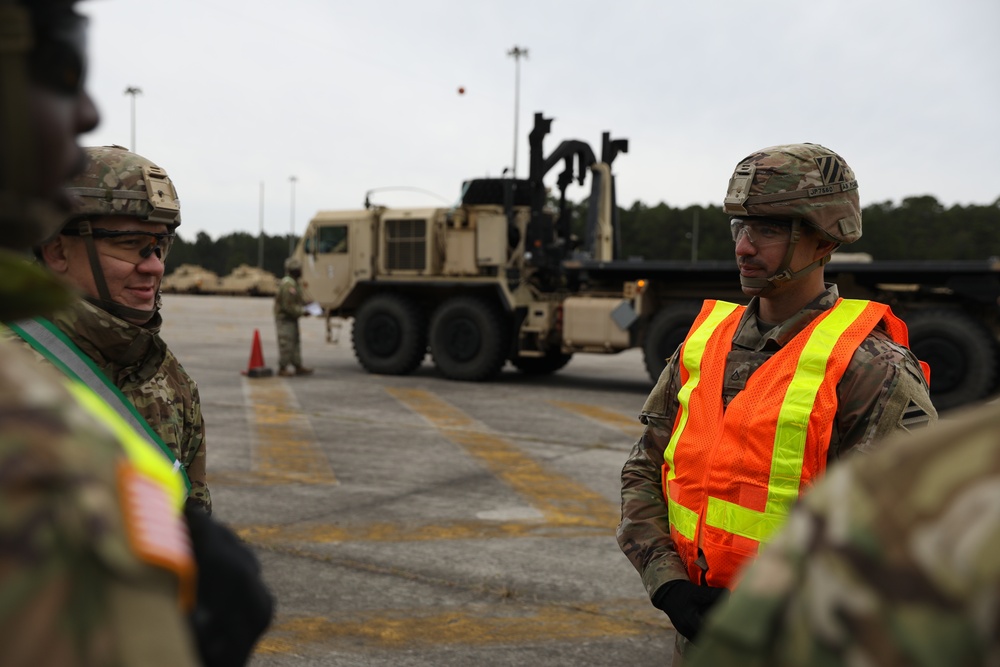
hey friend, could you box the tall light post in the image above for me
[123,86,142,152]
[258,182,265,268]
[507,45,528,177]
[288,175,298,256]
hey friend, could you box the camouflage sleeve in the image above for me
[829,328,937,460]
[0,348,199,667]
[617,351,690,599]
[275,281,304,319]
[184,380,212,514]
[687,401,1000,667]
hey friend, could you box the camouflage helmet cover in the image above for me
[285,257,302,273]
[723,143,861,244]
[65,145,181,228]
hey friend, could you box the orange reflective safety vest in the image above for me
[662,298,928,589]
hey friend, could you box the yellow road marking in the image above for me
[242,376,336,485]
[548,400,645,439]
[237,519,604,546]
[256,600,664,653]
[386,388,617,528]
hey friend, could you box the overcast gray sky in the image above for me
[80,0,1000,242]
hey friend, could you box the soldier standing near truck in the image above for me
[616,143,937,664]
[274,256,314,376]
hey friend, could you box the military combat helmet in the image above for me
[52,146,181,324]
[723,143,861,244]
[724,143,860,293]
[285,257,302,273]
[64,145,181,228]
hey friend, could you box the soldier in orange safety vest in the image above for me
[616,144,936,665]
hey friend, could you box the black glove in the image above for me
[185,505,275,667]
[652,579,729,642]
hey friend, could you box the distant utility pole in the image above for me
[123,86,142,152]
[507,45,528,178]
[258,181,265,268]
[288,175,298,256]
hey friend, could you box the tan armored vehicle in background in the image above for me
[293,112,1000,411]
[161,264,219,294]
[216,264,279,297]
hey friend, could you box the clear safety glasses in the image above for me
[730,218,793,248]
[62,227,176,264]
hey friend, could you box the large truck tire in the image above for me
[511,350,573,375]
[904,308,998,411]
[430,297,510,381]
[643,302,702,383]
[352,293,426,375]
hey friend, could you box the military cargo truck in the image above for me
[293,113,1000,411]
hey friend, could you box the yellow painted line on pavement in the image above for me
[237,519,604,546]
[386,388,617,528]
[256,599,664,654]
[547,400,645,439]
[242,376,336,485]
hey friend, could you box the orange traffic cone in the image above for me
[242,328,273,378]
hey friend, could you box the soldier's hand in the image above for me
[652,579,729,642]
[185,504,274,667]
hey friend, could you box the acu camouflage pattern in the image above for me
[689,400,1000,667]
[617,286,936,651]
[14,298,212,512]
[274,274,306,369]
[0,251,199,667]
[63,145,181,228]
[724,143,862,244]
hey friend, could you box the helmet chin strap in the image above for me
[77,224,158,324]
[739,220,836,295]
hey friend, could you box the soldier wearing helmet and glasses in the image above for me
[23,145,212,513]
[617,143,937,665]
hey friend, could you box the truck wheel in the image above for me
[511,350,573,375]
[430,297,510,381]
[904,308,998,411]
[352,294,426,375]
[643,303,702,383]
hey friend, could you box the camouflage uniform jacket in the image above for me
[0,251,199,666]
[274,275,305,321]
[617,285,936,602]
[688,400,1000,667]
[16,298,211,512]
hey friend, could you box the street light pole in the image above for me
[507,45,528,178]
[258,181,265,268]
[123,86,142,152]
[289,175,298,256]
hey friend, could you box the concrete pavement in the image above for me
[160,294,676,667]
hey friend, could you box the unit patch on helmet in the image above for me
[815,155,846,185]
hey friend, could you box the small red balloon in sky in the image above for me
[458,86,465,95]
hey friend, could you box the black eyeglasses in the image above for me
[62,227,175,263]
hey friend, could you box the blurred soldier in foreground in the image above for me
[16,145,213,512]
[0,1,271,665]
[274,256,314,376]
[617,144,936,663]
[688,399,1000,667]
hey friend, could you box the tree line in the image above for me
[167,195,1000,276]
[167,231,298,278]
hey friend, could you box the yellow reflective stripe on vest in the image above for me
[704,299,870,543]
[65,380,187,509]
[664,300,740,541]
